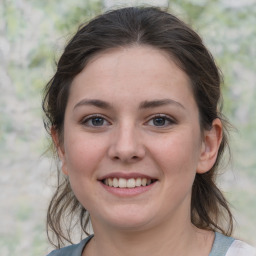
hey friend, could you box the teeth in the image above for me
[141,178,147,186]
[127,178,135,188]
[108,178,113,187]
[113,178,119,187]
[104,177,154,188]
[135,178,141,187]
[119,178,126,188]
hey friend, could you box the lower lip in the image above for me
[100,182,157,197]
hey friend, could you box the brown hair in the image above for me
[43,6,233,248]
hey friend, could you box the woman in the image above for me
[43,6,256,256]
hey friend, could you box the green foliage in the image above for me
[16,200,33,221]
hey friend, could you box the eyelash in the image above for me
[80,114,176,128]
[145,114,176,127]
[81,114,111,127]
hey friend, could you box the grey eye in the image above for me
[153,117,167,126]
[147,115,175,127]
[82,115,110,127]
[91,117,105,126]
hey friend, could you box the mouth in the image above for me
[101,177,157,188]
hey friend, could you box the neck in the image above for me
[84,217,214,256]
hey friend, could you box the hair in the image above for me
[43,6,233,248]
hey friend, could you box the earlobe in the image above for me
[51,127,69,175]
[197,118,223,174]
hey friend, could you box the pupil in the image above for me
[153,117,165,126]
[92,117,104,126]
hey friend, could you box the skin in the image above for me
[53,46,222,256]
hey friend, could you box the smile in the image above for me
[102,177,156,188]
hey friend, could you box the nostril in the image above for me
[111,155,139,161]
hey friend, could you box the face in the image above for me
[56,46,218,232]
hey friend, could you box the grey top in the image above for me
[209,232,234,256]
[47,236,93,256]
[47,232,235,256]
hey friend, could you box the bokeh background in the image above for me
[0,0,256,255]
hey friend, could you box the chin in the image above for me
[96,206,156,231]
[108,218,153,231]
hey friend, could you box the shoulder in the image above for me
[47,244,79,256]
[210,232,256,256]
[226,240,256,256]
[46,236,93,256]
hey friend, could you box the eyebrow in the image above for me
[73,99,112,110]
[73,98,185,111]
[139,99,185,109]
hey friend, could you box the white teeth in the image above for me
[113,178,118,187]
[127,178,135,188]
[141,178,147,186]
[103,177,154,188]
[135,178,142,186]
[119,178,127,188]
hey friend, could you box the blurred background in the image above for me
[0,0,256,255]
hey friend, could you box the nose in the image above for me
[107,123,146,163]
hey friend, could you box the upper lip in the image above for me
[98,172,158,181]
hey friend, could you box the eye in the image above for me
[146,115,175,127]
[81,115,111,127]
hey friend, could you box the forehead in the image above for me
[70,45,193,99]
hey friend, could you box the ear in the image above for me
[197,118,223,174]
[51,127,69,175]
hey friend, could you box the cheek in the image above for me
[152,131,201,162]
[63,133,106,177]
[62,135,107,208]
[147,131,202,182]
